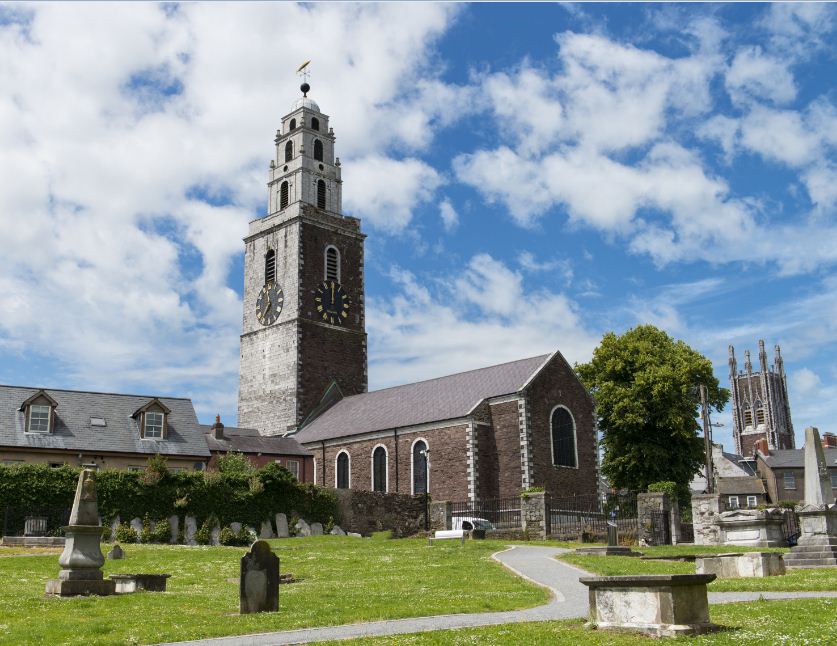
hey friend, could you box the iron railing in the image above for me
[2,506,71,538]
[451,497,521,530]
[782,509,801,547]
[549,492,639,542]
[680,522,695,543]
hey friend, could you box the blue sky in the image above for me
[1,3,836,453]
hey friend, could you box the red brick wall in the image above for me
[488,400,524,498]
[525,354,597,500]
[313,424,469,501]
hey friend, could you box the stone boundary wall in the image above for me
[332,488,426,537]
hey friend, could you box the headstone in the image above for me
[185,516,198,546]
[803,426,833,506]
[239,540,279,614]
[246,526,258,540]
[330,525,346,536]
[230,522,242,534]
[310,522,323,536]
[347,532,362,538]
[168,515,179,544]
[45,469,116,596]
[607,521,618,547]
[210,524,221,546]
[275,513,289,538]
[295,519,311,537]
[130,517,143,541]
[260,520,275,539]
[107,544,125,560]
[110,516,121,543]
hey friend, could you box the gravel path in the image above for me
[159,545,837,646]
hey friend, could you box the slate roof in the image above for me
[203,425,312,457]
[295,354,551,444]
[0,385,209,458]
[717,476,767,495]
[760,448,837,469]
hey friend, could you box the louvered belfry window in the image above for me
[314,139,323,161]
[325,246,339,281]
[265,249,276,285]
[317,179,326,209]
[280,181,289,209]
[285,140,293,162]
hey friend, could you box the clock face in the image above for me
[315,280,350,325]
[256,282,284,326]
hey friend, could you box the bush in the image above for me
[115,522,138,544]
[152,517,171,543]
[216,452,254,476]
[140,515,154,544]
[195,519,212,545]
[237,525,255,546]
[219,526,237,546]
[648,481,678,496]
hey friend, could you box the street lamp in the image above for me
[420,449,430,531]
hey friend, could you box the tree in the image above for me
[576,325,729,503]
[216,451,254,476]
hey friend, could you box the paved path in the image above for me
[160,546,837,646]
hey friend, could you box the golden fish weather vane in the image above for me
[297,60,311,81]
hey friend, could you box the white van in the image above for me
[451,517,495,531]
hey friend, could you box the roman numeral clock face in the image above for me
[256,282,284,325]
[315,280,350,325]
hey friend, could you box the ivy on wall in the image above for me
[0,460,337,527]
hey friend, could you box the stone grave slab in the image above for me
[240,540,279,614]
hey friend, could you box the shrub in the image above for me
[216,452,254,476]
[140,515,154,544]
[152,517,171,543]
[195,520,212,545]
[219,526,237,546]
[648,481,678,496]
[115,522,138,544]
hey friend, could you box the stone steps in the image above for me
[784,543,837,569]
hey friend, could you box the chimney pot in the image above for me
[212,415,224,439]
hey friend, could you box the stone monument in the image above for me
[574,521,640,556]
[784,427,837,568]
[240,540,279,614]
[45,469,116,596]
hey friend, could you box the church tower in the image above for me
[237,82,367,436]
[728,340,794,456]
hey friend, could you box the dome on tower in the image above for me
[292,96,320,111]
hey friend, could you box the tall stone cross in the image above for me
[803,427,833,507]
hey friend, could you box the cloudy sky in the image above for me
[1,3,836,450]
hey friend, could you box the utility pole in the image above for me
[700,385,714,494]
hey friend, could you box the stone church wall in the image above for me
[525,354,597,500]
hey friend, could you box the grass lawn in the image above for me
[0,537,546,645]
[0,546,61,557]
[336,597,837,645]
[559,545,837,592]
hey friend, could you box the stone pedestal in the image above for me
[784,506,837,569]
[717,509,786,547]
[521,492,550,539]
[690,494,722,546]
[696,552,785,577]
[109,573,170,593]
[580,574,719,637]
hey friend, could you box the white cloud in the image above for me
[367,254,598,388]
[439,199,459,232]
[725,46,797,105]
[342,155,442,233]
[739,107,820,167]
[792,367,821,398]
[517,251,573,285]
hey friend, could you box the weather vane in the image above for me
[296,60,311,95]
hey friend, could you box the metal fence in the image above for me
[549,492,639,542]
[680,522,695,543]
[451,497,521,530]
[782,509,801,547]
[2,507,71,538]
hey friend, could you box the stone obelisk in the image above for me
[45,469,116,596]
[784,427,837,569]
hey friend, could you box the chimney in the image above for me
[754,437,769,456]
[211,414,224,439]
[822,432,837,449]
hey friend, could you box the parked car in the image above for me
[451,517,495,531]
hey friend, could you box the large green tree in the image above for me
[576,325,729,500]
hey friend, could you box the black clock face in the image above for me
[256,282,284,325]
[315,280,350,325]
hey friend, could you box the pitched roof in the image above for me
[717,476,767,495]
[203,425,312,457]
[0,385,209,458]
[295,354,551,444]
[760,448,837,469]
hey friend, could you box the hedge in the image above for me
[0,461,337,528]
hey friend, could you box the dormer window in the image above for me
[133,399,171,440]
[20,390,58,435]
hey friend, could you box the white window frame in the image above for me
[28,404,51,434]
[335,450,351,489]
[784,471,796,490]
[747,495,757,508]
[410,437,430,496]
[313,458,318,485]
[286,459,300,480]
[371,444,389,493]
[831,471,837,489]
[728,495,739,509]
[144,411,164,439]
[549,404,578,469]
[324,245,340,282]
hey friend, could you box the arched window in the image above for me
[743,406,753,427]
[285,140,293,162]
[372,445,387,492]
[264,249,275,285]
[324,245,340,282]
[280,181,289,209]
[317,179,326,209]
[412,439,428,495]
[336,451,350,489]
[314,139,323,161]
[289,118,296,131]
[311,116,320,131]
[550,406,577,468]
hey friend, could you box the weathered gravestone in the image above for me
[107,544,125,560]
[230,522,242,534]
[275,513,289,538]
[168,515,179,544]
[210,524,221,546]
[110,517,121,543]
[260,520,274,539]
[185,516,198,546]
[240,540,280,614]
[330,525,346,536]
[310,522,323,536]
[45,469,116,596]
[130,517,143,540]
[295,519,311,537]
